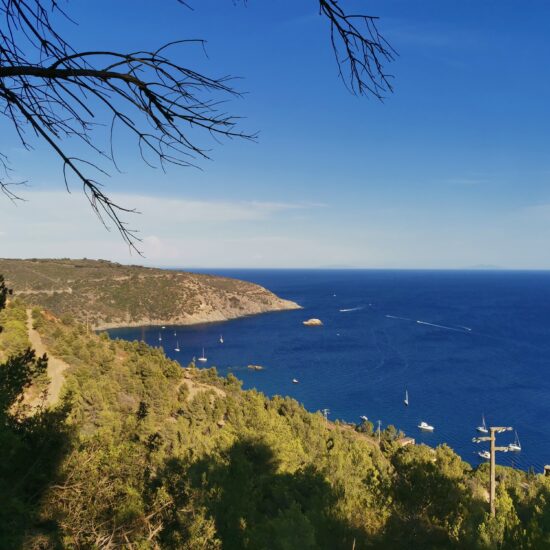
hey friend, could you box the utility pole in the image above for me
[473,426,512,516]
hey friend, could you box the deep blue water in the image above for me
[108,269,550,472]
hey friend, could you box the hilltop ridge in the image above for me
[0,258,301,329]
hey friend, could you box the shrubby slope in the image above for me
[0,299,549,549]
[0,258,300,329]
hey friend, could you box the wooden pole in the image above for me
[473,426,512,517]
[490,428,496,517]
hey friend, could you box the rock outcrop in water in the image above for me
[303,318,323,326]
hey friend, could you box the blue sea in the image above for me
[108,269,550,472]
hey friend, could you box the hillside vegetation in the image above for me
[1,294,549,549]
[0,259,300,329]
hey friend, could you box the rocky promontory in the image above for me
[0,258,301,329]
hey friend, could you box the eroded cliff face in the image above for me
[0,258,301,329]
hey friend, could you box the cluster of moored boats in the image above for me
[399,391,522,459]
[475,414,522,459]
[157,327,225,363]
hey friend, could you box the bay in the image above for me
[108,269,550,472]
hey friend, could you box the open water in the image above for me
[108,269,550,472]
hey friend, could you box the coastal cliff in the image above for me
[0,258,301,329]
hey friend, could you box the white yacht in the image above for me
[418,421,434,431]
[198,348,208,363]
[508,431,521,452]
[292,378,299,384]
[476,414,488,433]
[478,450,490,460]
[360,415,369,422]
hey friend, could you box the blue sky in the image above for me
[2,0,550,268]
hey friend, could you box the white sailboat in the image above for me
[219,335,224,344]
[198,348,208,363]
[158,332,162,342]
[508,431,521,452]
[174,341,180,352]
[404,389,409,407]
[476,414,489,434]
[173,331,177,337]
[418,421,434,431]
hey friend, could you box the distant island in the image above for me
[0,258,301,329]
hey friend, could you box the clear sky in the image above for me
[2,0,550,268]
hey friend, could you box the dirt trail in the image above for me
[26,309,70,406]
[181,371,226,401]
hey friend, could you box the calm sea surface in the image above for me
[108,269,550,472]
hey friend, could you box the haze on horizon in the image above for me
[2,1,550,269]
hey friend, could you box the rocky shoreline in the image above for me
[0,258,302,330]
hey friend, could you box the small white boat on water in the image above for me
[404,389,409,407]
[508,431,521,452]
[158,332,162,342]
[198,348,208,363]
[476,414,489,433]
[162,326,166,329]
[174,341,180,352]
[418,421,434,431]
[292,378,299,384]
[478,450,490,460]
[173,331,177,337]
[219,335,224,344]
[360,415,369,422]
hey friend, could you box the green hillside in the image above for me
[0,259,300,329]
[0,293,549,548]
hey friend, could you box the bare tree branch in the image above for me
[0,1,394,253]
[319,0,396,98]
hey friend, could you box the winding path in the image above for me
[26,309,69,406]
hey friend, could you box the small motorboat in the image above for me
[478,450,490,460]
[418,421,434,431]
[292,378,299,384]
[360,415,369,422]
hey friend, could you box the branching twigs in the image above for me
[0,1,394,253]
[0,1,255,253]
[319,0,396,98]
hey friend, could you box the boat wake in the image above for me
[385,314,412,321]
[416,320,470,333]
[386,314,472,333]
[339,306,364,312]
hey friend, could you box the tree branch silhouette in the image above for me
[0,0,394,252]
